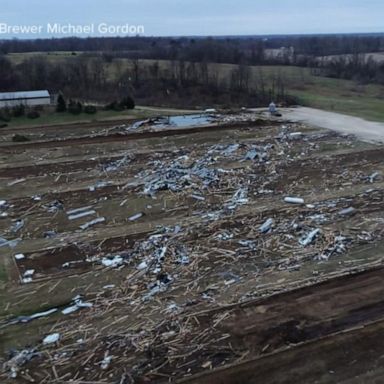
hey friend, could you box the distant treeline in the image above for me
[0,54,292,108]
[1,33,384,107]
[1,34,384,61]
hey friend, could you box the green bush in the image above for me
[68,100,83,114]
[12,134,30,142]
[105,101,120,111]
[0,109,11,122]
[56,94,66,112]
[105,96,135,111]
[119,96,135,110]
[84,105,97,114]
[12,104,25,117]
[27,110,40,119]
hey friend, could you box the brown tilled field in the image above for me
[1,113,384,383]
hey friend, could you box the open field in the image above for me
[6,52,384,122]
[206,63,384,122]
[2,106,200,129]
[1,110,384,382]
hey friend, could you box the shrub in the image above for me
[12,104,25,117]
[27,110,40,119]
[84,105,97,114]
[105,101,117,110]
[0,109,11,122]
[68,100,83,114]
[105,101,124,111]
[0,123,8,128]
[119,96,135,110]
[113,103,124,111]
[104,102,113,110]
[106,96,135,111]
[56,94,66,112]
[12,134,30,142]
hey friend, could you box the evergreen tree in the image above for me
[56,94,66,112]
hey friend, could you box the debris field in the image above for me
[1,113,384,383]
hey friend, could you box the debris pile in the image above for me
[2,117,384,382]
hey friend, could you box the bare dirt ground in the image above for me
[281,106,384,143]
[1,112,384,383]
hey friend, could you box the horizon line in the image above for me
[0,31,384,42]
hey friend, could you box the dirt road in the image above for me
[280,107,384,143]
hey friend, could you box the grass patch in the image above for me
[4,108,150,128]
[2,106,199,129]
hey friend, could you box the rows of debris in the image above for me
[3,182,384,378]
[2,123,384,381]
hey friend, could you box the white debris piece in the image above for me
[284,197,304,204]
[129,212,143,221]
[0,237,20,249]
[103,284,115,289]
[22,269,35,283]
[79,217,105,230]
[137,261,148,270]
[216,232,233,241]
[43,333,60,345]
[67,205,96,220]
[338,207,356,216]
[191,194,205,201]
[62,260,83,268]
[222,144,240,156]
[225,188,249,210]
[29,308,58,320]
[101,255,124,268]
[289,132,303,138]
[62,296,93,315]
[120,199,128,207]
[244,149,259,161]
[11,220,24,233]
[68,210,96,220]
[100,353,113,370]
[368,172,379,183]
[259,218,274,233]
[300,229,321,246]
[4,349,38,378]
[7,178,26,186]
[0,200,6,206]
[14,253,25,260]
[88,181,111,192]
[67,206,94,215]
[61,305,79,315]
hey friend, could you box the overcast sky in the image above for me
[1,0,383,38]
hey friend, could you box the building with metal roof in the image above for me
[0,90,51,108]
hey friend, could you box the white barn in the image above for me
[0,90,51,108]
